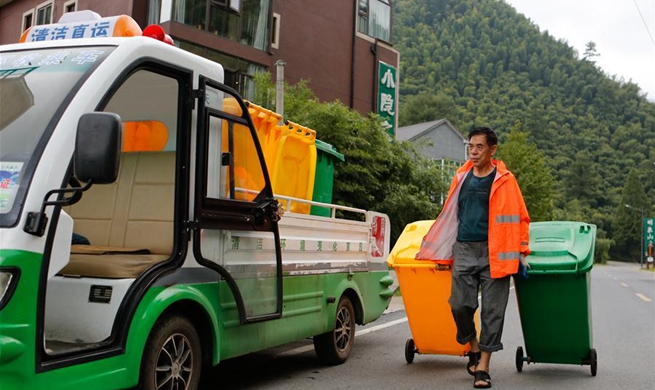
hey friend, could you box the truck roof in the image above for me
[1,36,224,83]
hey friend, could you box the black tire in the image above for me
[516,346,524,372]
[140,316,202,390]
[405,338,415,364]
[590,348,597,376]
[314,296,356,365]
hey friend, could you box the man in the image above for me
[416,127,530,389]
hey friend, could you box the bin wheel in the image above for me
[590,348,597,376]
[515,346,524,372]
[405,338,415,364]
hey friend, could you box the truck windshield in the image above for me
[0,46,114,227]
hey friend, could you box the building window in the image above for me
[35,1,53,25]
[271,12,280,49]
[358,0,391,42]
[148,0,161,24]
[64,0,77,13]
[22,10,34,32]
[178,40,265,100]
[174,0,271,51]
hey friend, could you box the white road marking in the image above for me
[357,317,409,336]
[278,318,409,357]
[636,293,652,302]
[621,282,628,287]
[279,286,517,357]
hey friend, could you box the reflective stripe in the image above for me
[496,214,520,223]
[498,251,520,260]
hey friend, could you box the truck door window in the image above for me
[205,87,265,202]
[104,70,178,152]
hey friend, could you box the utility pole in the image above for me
[275,60,285,124]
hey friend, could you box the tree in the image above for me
[582,41,600,63]
[612,169,649,261]
[253,72,447,246]
[495,122,554,221]
[398,91,457,126]
[393,0,655,248]
[562,150,602,207]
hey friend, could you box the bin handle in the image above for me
[526,250,586,275]
[525,267,586,275]
[391,263,451,270]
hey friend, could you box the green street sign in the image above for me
[377,61,397,137]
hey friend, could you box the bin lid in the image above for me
[526,221,596,273]
[315,139,345,162]
[387,220,449,269]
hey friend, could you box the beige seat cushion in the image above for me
[70,244,151,255]
[60,152,176,279]
[59,253,169,279]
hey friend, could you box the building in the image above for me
[396,119,467,203]
[396,119,467,163]
[0,0,399,130]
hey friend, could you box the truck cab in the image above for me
[0,12,392,390]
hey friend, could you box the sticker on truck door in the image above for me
[0,162,23,212]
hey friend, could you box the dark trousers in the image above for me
[449,241,510,352]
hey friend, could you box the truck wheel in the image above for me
[314,296,356,365]
[140,316,202,390]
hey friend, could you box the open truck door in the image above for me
[193,77,283,323]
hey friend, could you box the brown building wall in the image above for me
[272,0,355,106]
[270,0,399,116]
[351,37,398,115]
[0,0,399,117]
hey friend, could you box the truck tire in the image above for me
[140,315,202,390]
[313,296,355,365]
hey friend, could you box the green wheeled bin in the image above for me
[514,221,598,376]
[310,140,345,217]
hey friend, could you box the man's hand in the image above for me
[517,253,530,279]
[520,253,530,269]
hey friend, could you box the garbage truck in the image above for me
[0,11,393,390]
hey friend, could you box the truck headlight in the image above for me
[0,269,19,309]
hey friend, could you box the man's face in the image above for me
[467,134,497,168]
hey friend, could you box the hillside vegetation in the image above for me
[394,0,654,260]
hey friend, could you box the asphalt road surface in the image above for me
[200,262,654,390]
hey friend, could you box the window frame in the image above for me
[63,0,78,14]
[270,12,280,49]
[35,0,54,26]
[356,0,392,43]
[211,0,242,14]
[22,9,34,33]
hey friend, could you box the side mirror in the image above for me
[74,112,122,184]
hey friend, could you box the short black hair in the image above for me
[468,127,498,147]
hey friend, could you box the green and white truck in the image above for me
[0,11,394,390]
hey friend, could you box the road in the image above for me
[200,262,654,390]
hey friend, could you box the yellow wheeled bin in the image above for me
[388,220,478,363]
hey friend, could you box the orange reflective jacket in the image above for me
[416,159,530,278]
